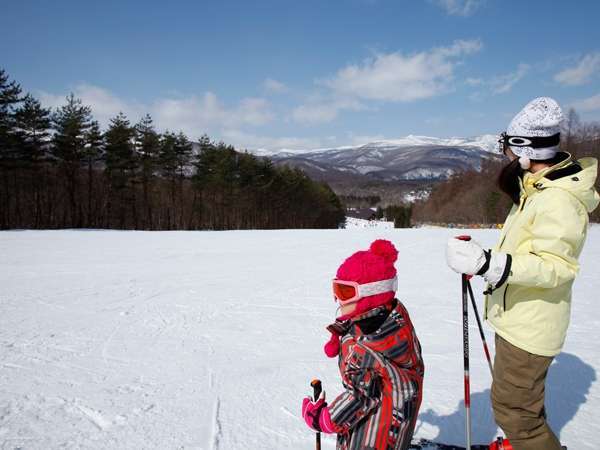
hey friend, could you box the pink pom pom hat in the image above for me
[324,239,399,357]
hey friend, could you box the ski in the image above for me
[409,438,489,450]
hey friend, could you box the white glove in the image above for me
[446,237,511,288]
[446,237,487,275]
[483,252,510,287]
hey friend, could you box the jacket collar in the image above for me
[520,152,572,196]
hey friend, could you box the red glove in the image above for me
[301,394,336,434]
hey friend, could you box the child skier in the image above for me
[302,239,424,450]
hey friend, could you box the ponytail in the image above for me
[497,158,523,205]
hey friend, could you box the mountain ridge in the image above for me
[251,134,499,158]
[254,134,501,184]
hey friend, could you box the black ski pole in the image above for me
[456,235,472,450]
[462,272,472,450]
[311,379,322,450]
[467,280,494,376]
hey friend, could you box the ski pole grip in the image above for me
[311,379,322,402]
[456,235,474,279]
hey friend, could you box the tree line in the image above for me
[413,112,600,225]
[339,194,381,208]
[0,69,345,230]
[375,205,412,228]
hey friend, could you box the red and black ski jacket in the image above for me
[328,299,424,450]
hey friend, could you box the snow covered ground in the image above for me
[1,228,599,449]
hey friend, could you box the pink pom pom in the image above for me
[369,239,398,263]
[324,333,340,358]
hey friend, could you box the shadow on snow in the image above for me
[417,352,596,446]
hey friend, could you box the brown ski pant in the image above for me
[491,334,562,450]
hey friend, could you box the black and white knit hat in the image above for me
[506,97,563,169]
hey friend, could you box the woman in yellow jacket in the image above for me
[446,97,599,450]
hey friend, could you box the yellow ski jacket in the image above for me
[485,154,599,356]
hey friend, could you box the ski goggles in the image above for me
[497,132,560,154]
[332,277,398,305]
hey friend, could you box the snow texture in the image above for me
[1,228,599,449]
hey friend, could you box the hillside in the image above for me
[252,135,501,205]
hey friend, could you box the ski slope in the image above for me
[1,228,599,449]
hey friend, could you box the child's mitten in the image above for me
[301,394,336,433]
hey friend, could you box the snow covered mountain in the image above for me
[255,135,500,182]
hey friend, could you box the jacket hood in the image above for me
[525,155,600,213]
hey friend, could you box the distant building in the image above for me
[346,207,378,221]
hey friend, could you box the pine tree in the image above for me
[172,132,193,227]
[157,131,180,228]
[13,95,52,227]
[174,131,193,178]
[134,114,160,228]
[190,134,213,226]
[105,112,137,228]
[52,93,93,226]
[0,69,23,162]
[0,67,348,230]
[159,131,178,179]
[0,69,23,228]
[14,95,51,164]
[83,120,104,226]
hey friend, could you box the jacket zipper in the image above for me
[498,195,527,250]
[519,197,527,212]
[501,194,526,308]
[497,183,531,312]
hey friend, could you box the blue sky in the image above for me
[2,0,600,150]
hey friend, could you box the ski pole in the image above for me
[462,272,472,450]
[465,288,514,450]
[467,280,494,376]
[311,379,322,450]
[456,235,472,450]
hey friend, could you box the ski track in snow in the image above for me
[211,397,222,450]
[75,402,112,431]
[1,228,599,449]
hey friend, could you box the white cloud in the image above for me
[291,98,365,124]
[38,84,273,139]
[221,129,328,151]
[466,64,530,99]
[554,53,600,86]
[465,77,484,86]
[322,39,482,103]
[490,63,530,94]
[468,91,484,102]
[292,103,339,124]
[572,93,600,112]
[38,84,144,127]
[347,134,387,146]
[38,83,349,151]
[263,78,289,94]
[431,0,485,16]
[288,39,482,125]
